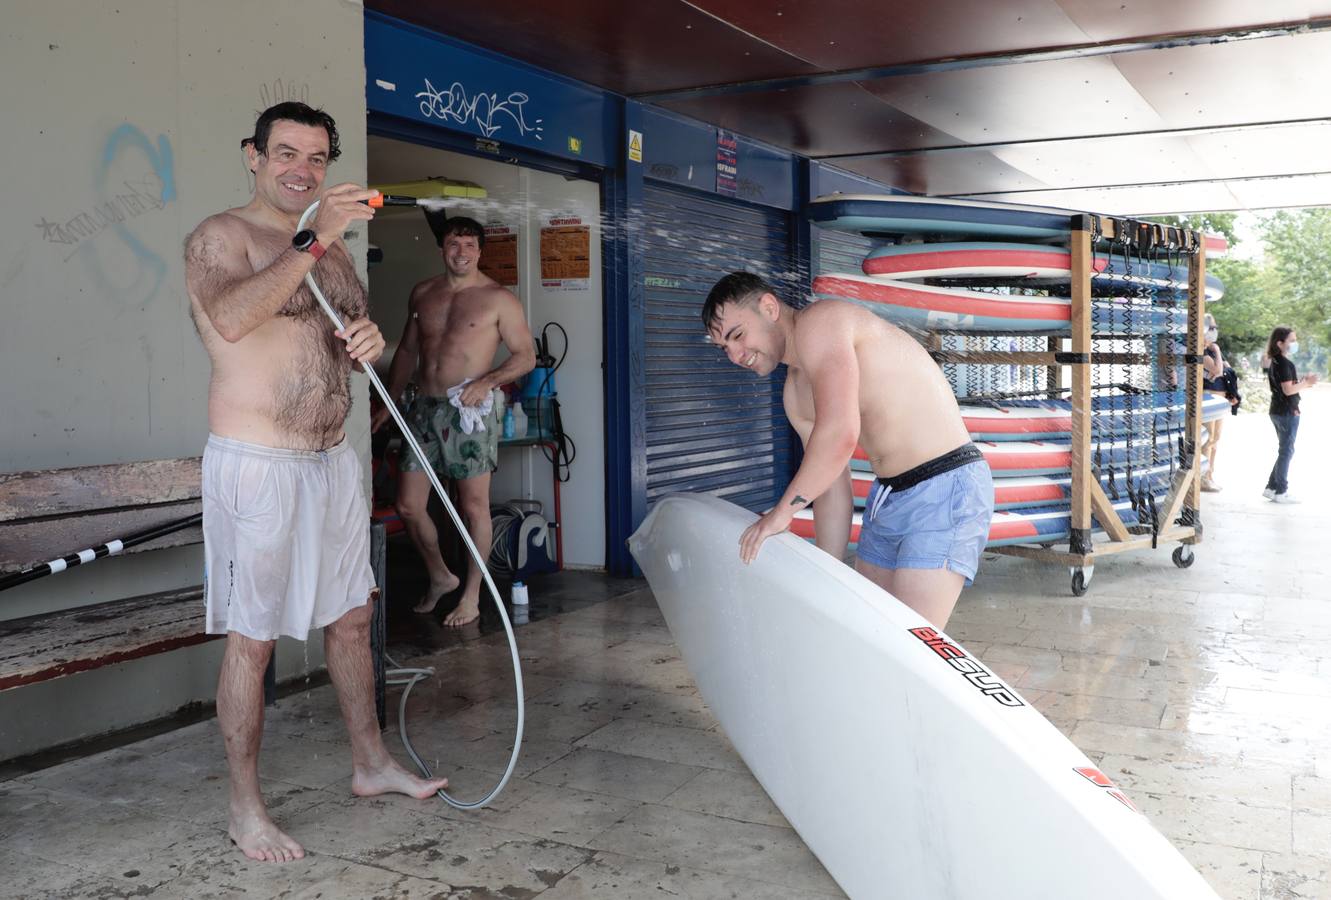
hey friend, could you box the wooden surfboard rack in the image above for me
[940,215,1208,596]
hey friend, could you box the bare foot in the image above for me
[443,595,480,627]
[412,573,461,614]
[229,806,305,863]
[352,761,449,799]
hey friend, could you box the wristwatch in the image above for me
[292,229,326,260]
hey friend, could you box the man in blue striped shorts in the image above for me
[703,272,994,628]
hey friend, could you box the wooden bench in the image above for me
[0,458,209,691]
[0,457,390,727]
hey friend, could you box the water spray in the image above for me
[301,196,524,810]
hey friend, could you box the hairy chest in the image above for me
[250,235,367,325]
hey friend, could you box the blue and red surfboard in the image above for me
[813,273,1191,334]
[860,241,1224,301]
[960,392,1230,441]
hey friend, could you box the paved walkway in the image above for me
[2,387,1328,898]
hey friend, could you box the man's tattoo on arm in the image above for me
[790,495,810,508]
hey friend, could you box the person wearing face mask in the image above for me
[1199,314,1236,491]
[1262,326,1318,503]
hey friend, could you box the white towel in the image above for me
[446,378,495,434]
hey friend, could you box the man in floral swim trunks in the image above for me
[373,216,535,625]
[401,395,502,481]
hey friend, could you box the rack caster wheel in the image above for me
[1071,568,1089,597]
[1172,546,1195,569]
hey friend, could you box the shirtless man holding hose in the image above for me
[185,101,447,863]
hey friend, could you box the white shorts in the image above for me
[202,434,376,641]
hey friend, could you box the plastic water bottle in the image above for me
[511,580,529,606]
[512,401,528,438]
[502,403,516,439]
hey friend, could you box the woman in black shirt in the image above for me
[1263,326,1319,502]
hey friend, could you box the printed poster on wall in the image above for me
[539,212,590,292]
[479,222,518,291]
[716,129,739,197]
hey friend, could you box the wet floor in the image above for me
[2,386,1328,898]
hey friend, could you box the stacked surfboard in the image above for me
[794,195,1226,550]
[809,197,1223,334]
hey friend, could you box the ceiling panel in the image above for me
[1059,1,1331,42]
[660,82,961,158]
[987,173,1331,213]
[690,0,1086,69]
[368,0,819,94]
[987,136,1214,192]
[1185,123,1331,176]
[859,55,1165,145]
[1115,31,1331,127]
[951,152,1331,212]
[835,136,1217,198]
[975,182,1244,215]
[836,150,1051,196]
[1224,172,1331,209]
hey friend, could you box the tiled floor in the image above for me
[3,388,1329,898]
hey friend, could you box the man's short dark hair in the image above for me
[242,102,341,162]
[440,216,486,249]
[701,271,778,331]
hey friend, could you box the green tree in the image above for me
[1206,257,1284,355]
[1146,209,1328,374]
[1148,212,1240,248]
[1259,209,1331,350]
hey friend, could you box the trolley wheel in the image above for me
[1172,545,1195,569]
[1071,569,1089,597]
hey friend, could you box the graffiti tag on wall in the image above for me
[35,177,167,253]
[258,78,310,112]
[34,124,176,305]
[415,78,543,141]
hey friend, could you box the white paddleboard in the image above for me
[628,494,1220,900]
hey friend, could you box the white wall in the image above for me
[368,138,607,568]
[0,0,368,759]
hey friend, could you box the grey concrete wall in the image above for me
[0,0,369,760]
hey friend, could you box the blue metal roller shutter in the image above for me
[643,183,798,513]
[813,225,878,278]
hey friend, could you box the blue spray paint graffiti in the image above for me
[93,125,176,305]
[102,125,176,202]
[37,124,177,306]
